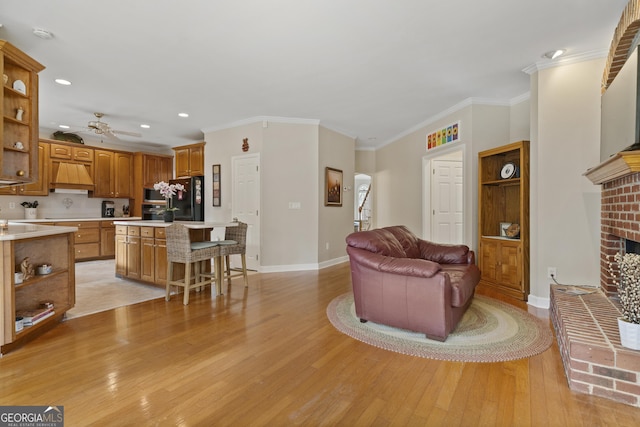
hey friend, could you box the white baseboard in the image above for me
[258,256,349,273]
[527,294,550,309]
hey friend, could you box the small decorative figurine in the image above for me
[242,137,249,152]
[21,257,35,281]
[16,107,24,121]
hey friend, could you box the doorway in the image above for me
[423,147,465,244]
[354,174,372,231]
[231,153,260,270]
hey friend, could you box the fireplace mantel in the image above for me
[584,150,640,184]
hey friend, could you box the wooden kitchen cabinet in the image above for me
[140,227,170,285]
[173,142,204,178]
[477,141,529,301]
[114,223,214,288]
[49,143,94,163]
[154,228,168,286]
[0,41,45,187]
[0,141,48,195]
[138,153,173,188]
[132,152,173,217]
[48,140,94,190]
[115,227,127,277]
[100,220,116,257]
[94,149,133,198]
[115,225,141,280]
[140,227,155,283]
[59,221,100,260]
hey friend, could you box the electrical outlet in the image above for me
[9,202,15,209]
[547,267,557,279]
[326,242,330,250]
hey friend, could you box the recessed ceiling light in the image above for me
[140,124,150,129]
[54,78,72,86]
[58,125,70,129]
[32,28,53,40]
[542,49,566,60]
[178,112,189,118]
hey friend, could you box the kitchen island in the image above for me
[20,217,141,261]
[113,220,235,294]
[1,222,77,354]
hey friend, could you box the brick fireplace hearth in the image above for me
[550,154,640,407]
[550,286,639,407]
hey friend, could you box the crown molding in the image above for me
[374,95,528,150]
[522,49,608,75]
[320,123,358,140]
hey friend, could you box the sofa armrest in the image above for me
[347,247,442,278]
[418,240,472,265]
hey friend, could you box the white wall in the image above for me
[262,122,319,267]
[318,126,355,264]
[530,58,604,303]
[204,119,354,269]
[374,102,512,250]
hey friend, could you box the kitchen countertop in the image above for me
[0,223,78,241]
[13,217,142,223]
[113,220,236,228]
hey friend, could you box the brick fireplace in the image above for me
[600,172,640,295]
[549,153,640,408]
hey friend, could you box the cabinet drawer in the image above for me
[49,144,73,160]
[115,225,128,235]
[50,144,94,163]
[75,228,100,244]
[57,221,99,229]
[101,220,116,228]
[140,227,154,238]
[155,228,166,239]
[75,243,100,259]
[73,147,94,163]
[127,226,140,236]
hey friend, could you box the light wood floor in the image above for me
[1,262,638,426]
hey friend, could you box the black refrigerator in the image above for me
[169,176,205,221]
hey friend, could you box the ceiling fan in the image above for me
[86,112,142,138]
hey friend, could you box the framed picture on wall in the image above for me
[325,167,343,207]
[212,164,221,207]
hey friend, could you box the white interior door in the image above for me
[232,154,260,270]
[432,159,463,244]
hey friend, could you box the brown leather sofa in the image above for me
[345,225,480,341]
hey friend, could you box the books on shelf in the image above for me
[16,306,55,326]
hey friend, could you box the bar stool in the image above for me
[165,224,222,305]
[219,221,249,287]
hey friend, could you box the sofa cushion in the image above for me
[440,264,480,307]
[346,229,406,258]
[419,240,470,264]
[382,225,422,258]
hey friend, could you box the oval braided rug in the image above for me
[327,293,553,362]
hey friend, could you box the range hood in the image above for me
[50,162,95,194]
